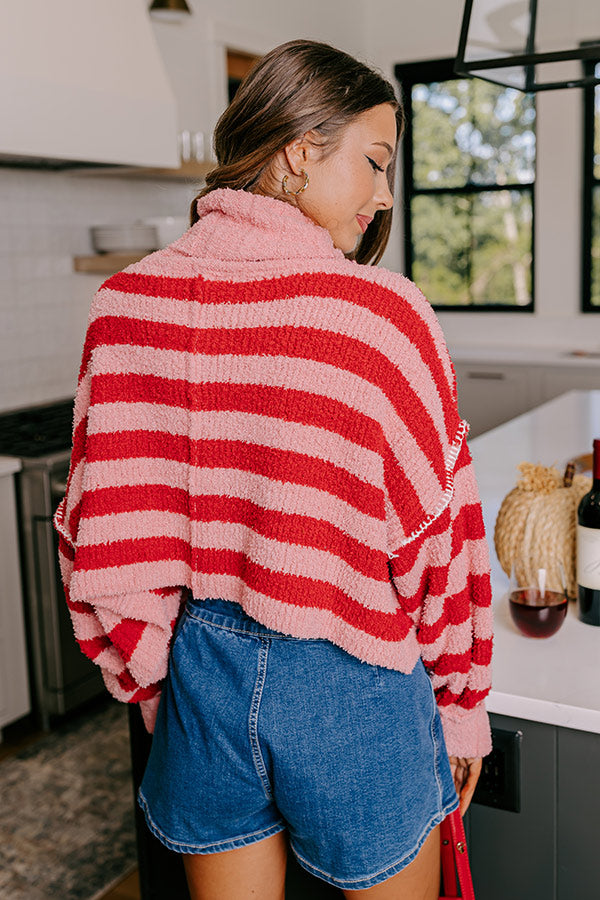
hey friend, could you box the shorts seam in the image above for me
[248,639,273,800]
[429,686,445,808]
[138,789,286,854]
[289,799,459,890]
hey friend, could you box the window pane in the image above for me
[471,191,533,305]
[592,186,600,308]
[595,81,600,182]
[411,195,471,304]
[412,190,533,307]
[412,79,535,189]
[412,82,471,189]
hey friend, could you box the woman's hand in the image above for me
[139,694,161,734]
[449,756,482,816]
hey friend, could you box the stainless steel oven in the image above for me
[0,400,105,729]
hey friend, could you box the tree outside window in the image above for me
[395,60,536,310]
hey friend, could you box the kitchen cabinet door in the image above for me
[556,728,600,899]
[453,364,542,438]
[0,473,30,730]
[541,365,600,403]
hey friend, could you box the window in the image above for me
[395,59,536,310]
[582,61,600,311]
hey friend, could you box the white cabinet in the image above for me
[1,1,178,168]
[541,365,600,403]
[454,359,600,439]
[0,462,30,733]
[454,363,542,438]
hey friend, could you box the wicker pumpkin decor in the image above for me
[494,462,592,598]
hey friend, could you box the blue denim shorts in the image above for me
[138,598,458,891]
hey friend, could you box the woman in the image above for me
[55,40,492,899]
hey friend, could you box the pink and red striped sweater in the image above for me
[54,188,493,757]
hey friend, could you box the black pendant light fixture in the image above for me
[149,0,192,23]
[455,0,600,91]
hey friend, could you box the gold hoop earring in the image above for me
[282,169,309,196]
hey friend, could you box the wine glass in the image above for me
[507,566,569,638]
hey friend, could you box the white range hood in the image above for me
[0,0,179,168]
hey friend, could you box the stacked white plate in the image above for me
[91,223,158,254]
[140,216,188,248]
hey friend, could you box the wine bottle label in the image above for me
[577,525,600,590]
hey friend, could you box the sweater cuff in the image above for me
[439,701,492,758]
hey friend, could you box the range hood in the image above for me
[0,0,179,169]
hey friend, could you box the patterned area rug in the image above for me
[0,700,137,900]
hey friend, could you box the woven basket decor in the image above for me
[494,461,591,599]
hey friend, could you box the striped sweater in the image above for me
[54,188,493,757]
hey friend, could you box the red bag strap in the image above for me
[439,810,475,900]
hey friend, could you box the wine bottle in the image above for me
[576,438,600,626]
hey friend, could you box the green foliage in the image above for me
[595,80,600,182]
[593,187,600,308]
[412,192,532,306]
[413,79,535,189]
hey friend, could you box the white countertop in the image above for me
[451,344,600,368]
[469,390,600,734]
[0,456,21,477]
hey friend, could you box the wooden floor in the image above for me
[98,869,141,900]
[0,713,43,761]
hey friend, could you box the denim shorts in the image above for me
[138,598,458,891]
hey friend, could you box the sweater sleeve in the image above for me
[389,439,493,758]
[53,314,184,732]
[55,525,183,728]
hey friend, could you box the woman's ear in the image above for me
[283,131,323,174]
[282,137,309,176]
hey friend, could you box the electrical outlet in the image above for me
[472,727,522,812]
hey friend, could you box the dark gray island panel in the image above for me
[468,714,556,899]
[467,713,600,900]
[557,727,600,898]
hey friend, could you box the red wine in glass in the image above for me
[509,588,568,638]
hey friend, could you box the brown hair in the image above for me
[190,39,404,265]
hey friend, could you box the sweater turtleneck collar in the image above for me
[176,188,345,263]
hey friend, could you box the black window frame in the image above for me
[582,59,599,312]
[394,58,536,313]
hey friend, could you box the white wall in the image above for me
[366,0,599,354]
[151,0,367,141]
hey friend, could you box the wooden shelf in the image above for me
[73,253,146,274]
[67,159,215,181]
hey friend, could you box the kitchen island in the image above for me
[465,390,600,900]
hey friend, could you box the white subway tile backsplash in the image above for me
[0,166,196,412]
